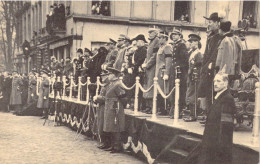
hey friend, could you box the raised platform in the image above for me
[49,98,259,164]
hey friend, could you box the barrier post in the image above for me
[86,77,90,103]
[51,74,56,98]
[173,79,180,125]
[134,76,140,115]
[151,77,158,120]
[96,76,100,97]
[62,76,66,99]
[77,76,82,102]
[69,75,73,100]
[252,82,260,146]
[36,75,39,96]
[57,76,61,98]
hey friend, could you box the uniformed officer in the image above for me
[37,68,50,119]
[10,70,23,115]
[27,69,38,104]
[101,38,118,71]
[184,34,203,121]
[102,67,126,153]
[169,27,189,118]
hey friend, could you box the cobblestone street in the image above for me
[0,112,144,164]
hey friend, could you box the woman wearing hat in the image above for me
[37,68,50,119]
[184,34,203,122]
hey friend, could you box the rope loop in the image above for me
[157,85,175,99]
[139,84,154,93]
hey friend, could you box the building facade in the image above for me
[14,0,260,73]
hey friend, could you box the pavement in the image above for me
[0,112,145,164]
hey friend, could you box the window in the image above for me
[242,1,258,28]
[174,1,191,22]
[91,1,111,16]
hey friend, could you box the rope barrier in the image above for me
[157,85,175,99]
[139,84,154,93]
[72,80,78,87]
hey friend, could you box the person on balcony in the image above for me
[141,27,160,114]
[184,33,203,122]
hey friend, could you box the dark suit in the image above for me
[199,89,235,164]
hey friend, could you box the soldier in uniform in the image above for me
[184,34,203,121]
[198,12,224,118]
[102,67,126,153]
[101,38,118,71]
[9,71,23,115]
[141,27,160,113]
[37,68,50,119]
[1,72,12,112]
[155,31,173,115]
[93,72,110,149]
[169,28,189,118]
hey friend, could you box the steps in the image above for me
[154,134,201,164]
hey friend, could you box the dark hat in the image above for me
[84,48,91,53]
[53,3,57,6]
[12,70,18,73]
[50,5,54,8]
[77,48,83,54]
[106,38,117,45]
[131,34,147,43]
[188,33,201,42]
[203,12,220,22]
[106,67,121,75]
[220,21,231,32]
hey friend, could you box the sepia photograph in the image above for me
[0,0,259,163]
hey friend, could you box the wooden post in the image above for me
[151,77,158,121]
[134,76,140,115]
[62,76,66,99]
[173,79,180,125]
[86,77,90,103]
[77,76,82,102]
[252,82,260,147]
[69,75,73,100]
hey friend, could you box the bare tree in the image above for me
[0,1,18,71]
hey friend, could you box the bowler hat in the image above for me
[188,33,201,42]
[220,21,231,32]
[203,12,220,22]
[131,34,147,43]
[77,48,83,54]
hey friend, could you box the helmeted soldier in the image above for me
[169,27,189,118]
[10,70,23,115]
[184,33,203,122]
[155,31,173,115]
[37,68,50,119]
[102,67,126,153]
[101,38,118,71]
[141,26,160,113]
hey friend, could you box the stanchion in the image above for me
[36,75,40,96]
[151,77,158,121]
[77,76,82,102]
[134,76,140,115]
[62,76,66,99]
[173,79,180,125]
[252,82,260,147]
[69,75,73,100]
[86,77,90,104]
[57,76,61,98]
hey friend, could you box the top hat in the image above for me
[203,12,220,22]
[220,21,231,32]
[77,48,83,54]
[188,33,201,42]
[131,34,147,43]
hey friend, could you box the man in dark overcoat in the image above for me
[1,72,12,112]
[9,71,23,115]
[169,28,189,118]
[37,68,50,119]
[101,38,118,71]
[103,67,126,153]
[197,12,224,116]
[198,71,236,164]
[141,27,160,112]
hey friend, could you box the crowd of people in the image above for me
[0,12,243,160]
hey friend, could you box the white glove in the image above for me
[31,93,34,97]
[128,68,133,74]
[163,75,169,80]
[208,63,212,69]
[93,96,97,102]
[121,67,125,72]
[142,63,147,68]
[104,65,107,70]
[43,96,47,100]
[138,67,143,72]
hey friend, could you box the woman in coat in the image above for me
[37,68,50,118]
[9,71,23,114]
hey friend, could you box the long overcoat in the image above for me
[186,49,203,105]
[216,32,242,75]
[27,76,38,104]
[113,46,127,70]
[37,78,50,109]
[103,78,126,133]
[143,37,159,99]
[198,30,223,97]
[9,76,23,105]
[155,44,173,94]
[198,89,236,164]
